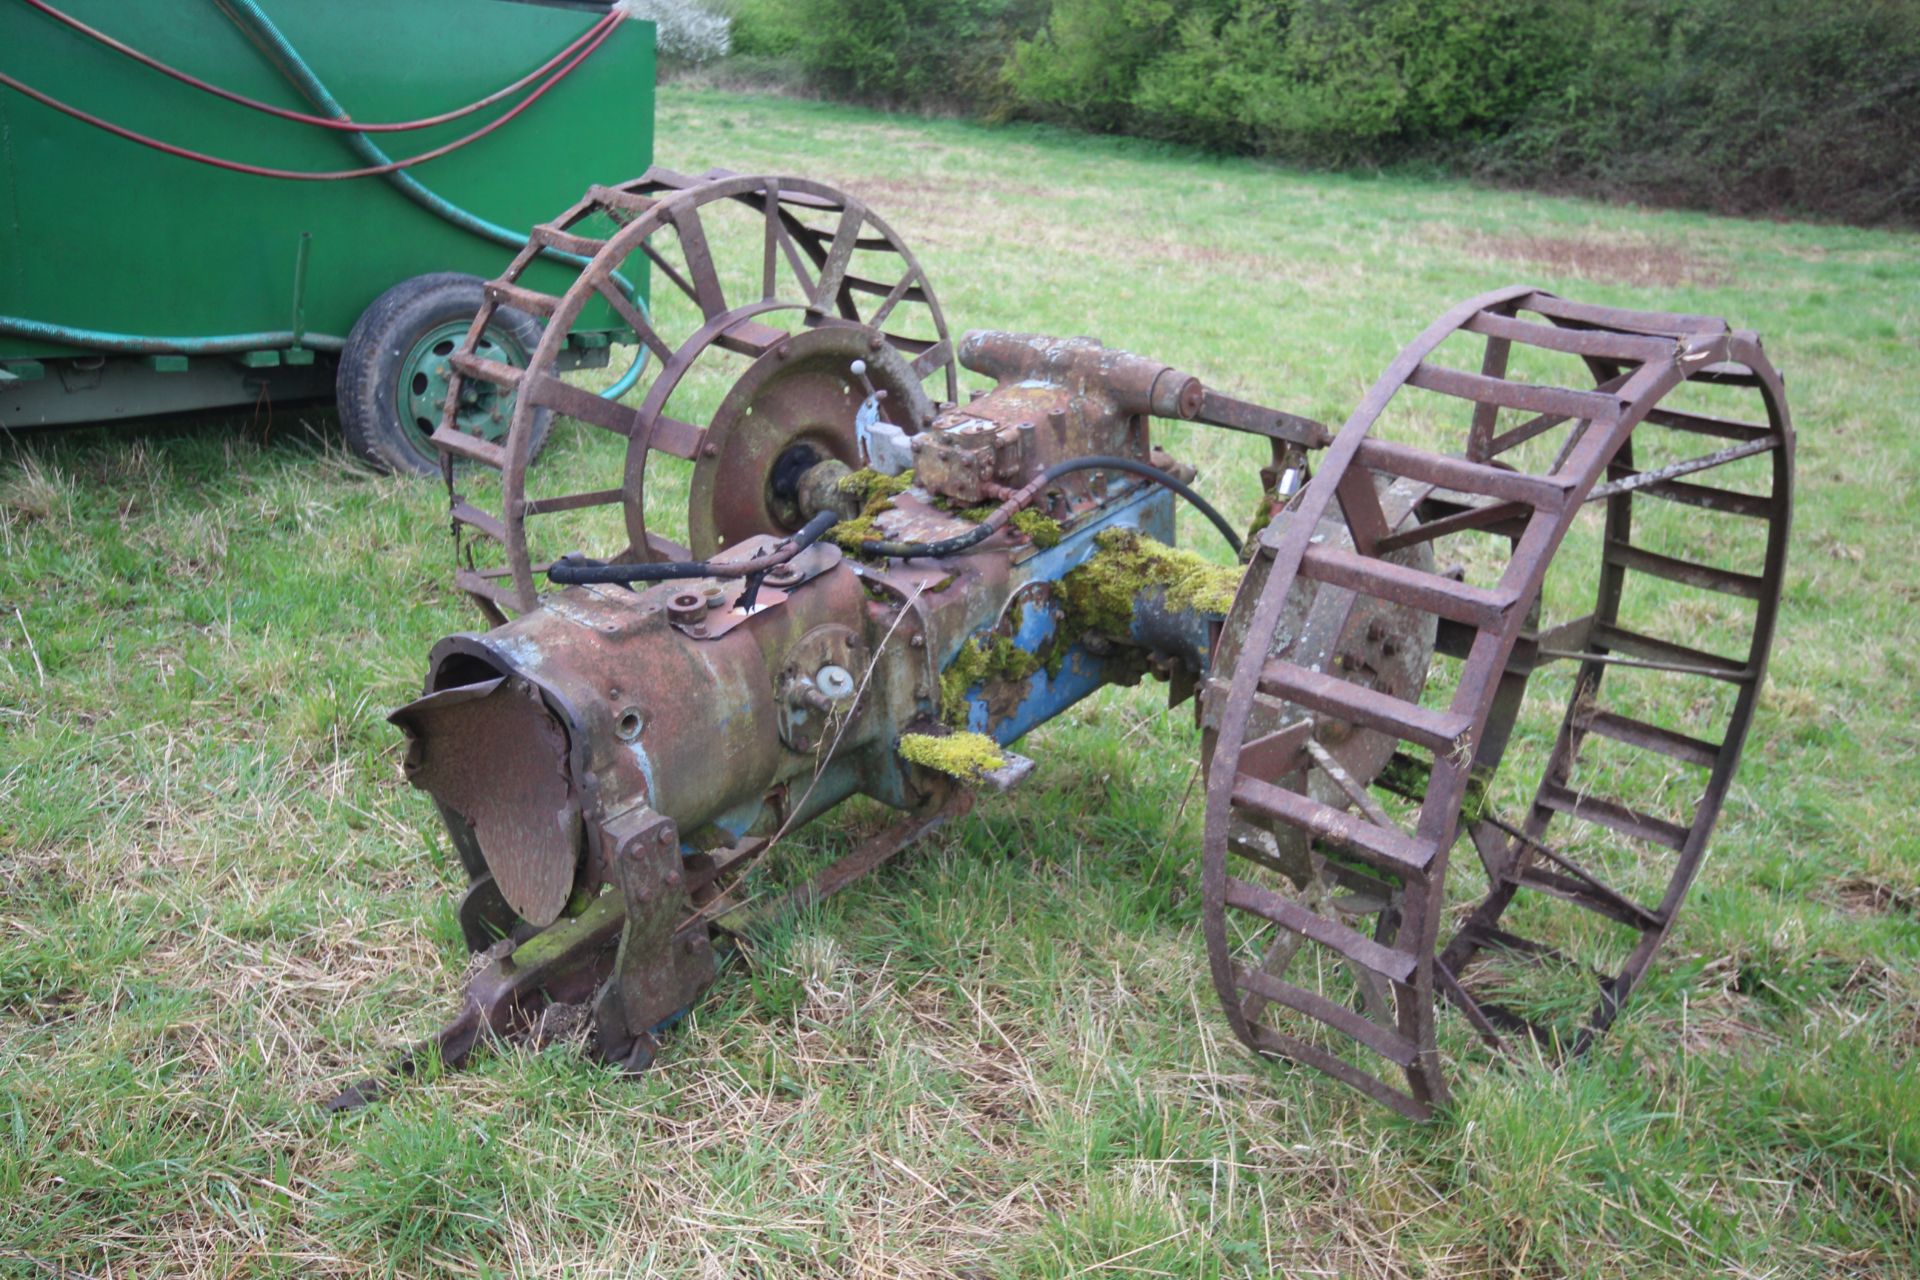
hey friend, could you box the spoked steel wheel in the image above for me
[1200,288,1792,1118]
[428,167,960,621]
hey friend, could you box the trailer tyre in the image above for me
[337,272,552,476]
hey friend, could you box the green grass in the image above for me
[3,86,1918,1277]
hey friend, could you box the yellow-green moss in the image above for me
[1058,528,1243,638]
[1008,509,1063,548]
[942,501,1063,549]
[825,512,886,551]
[939,638,991,727]
[827,469,915,553]
[986,634,1040,683]
[938,634,1042,728]
[839,467,913,504]
[898,731,1006,781]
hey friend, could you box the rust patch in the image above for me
[391,676,582,928]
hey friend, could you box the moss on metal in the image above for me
[939,634,1042,728]
[1058,528,1242,638]
[942,500,1063,548]
[938,639,991,727]
[898,731,1006,781]
[827,468,915,552]
[1008,508,1063,547]
[838,467,914,504]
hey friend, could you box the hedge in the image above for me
[721,0,1920,225]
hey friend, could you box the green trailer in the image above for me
[0,0,654,472]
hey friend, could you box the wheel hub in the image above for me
[403,321,519,446]
[687,326,933,557]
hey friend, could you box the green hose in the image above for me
[220,0,651,400]
[0,318,344,355]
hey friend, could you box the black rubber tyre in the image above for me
[336,272,552,477]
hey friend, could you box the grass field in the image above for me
[3,86,1918,1278]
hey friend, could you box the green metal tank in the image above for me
[0,0,654,471]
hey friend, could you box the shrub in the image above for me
[724,0,805,58]
[715,0,1920,224]
[783,0,1048,109]
[1477,0,1920,224]
[1005,0,1198,133]
[621,0,733,64]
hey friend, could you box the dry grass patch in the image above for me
[1446,229,1732,288]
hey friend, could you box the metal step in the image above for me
[1231,773,1434,878]
[1520,293,1728,340]
[588,184,661,218]
[448,351,524,390]
[1300,543,1520,630]
[1537,782,1691,851]
[1234,965,1419,1067]
[429,427,507,470]
[1354,436,1574,511]
[484,281,563,319]
[450,500,507,543]
[1405,361,1624,425]
[530,222,607,258]
[1258,658,1473,756]
[1460,310,1678,364]
[1223,875,1418,983]
[1602,539,1766,600]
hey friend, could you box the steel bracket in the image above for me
[593,807,716,1071]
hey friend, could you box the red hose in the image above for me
[16,0,619,134]
[0,14,620,180]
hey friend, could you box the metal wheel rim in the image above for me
[1200,288,1793,1118]
[426,168,959,620]
[402,321,520,449]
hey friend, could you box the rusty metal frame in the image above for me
[430,168,961,620]
[1200,288,1792,1118]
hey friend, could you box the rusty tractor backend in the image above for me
[331,170,1793,1121]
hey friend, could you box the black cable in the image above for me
[856,518,999,561]
[548,509,840,586]
[860,455,1243,559]
[548,456,1240,585]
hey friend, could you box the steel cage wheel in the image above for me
[1199,287,1792,1118]
[424,168,960,621]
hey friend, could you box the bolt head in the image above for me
[815,664,856,700]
